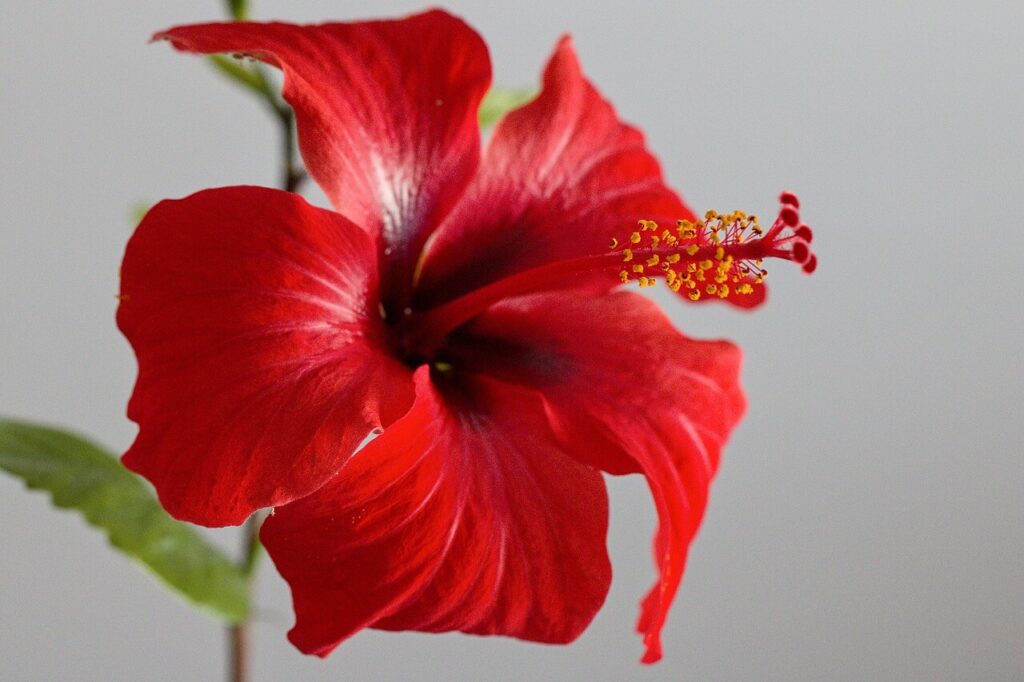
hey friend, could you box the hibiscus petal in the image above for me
[261,367,611,657]
[448,291,746,663]
[155,10,491,304]
[414,35,694,307]
[118,186,413,527]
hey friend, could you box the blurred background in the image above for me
[2,1,1021,680]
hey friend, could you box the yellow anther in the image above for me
[630,202,776,295]
[609,237,619,250]
[688,290,701,301]
[639,276,651,287]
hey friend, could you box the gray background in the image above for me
[2,1,1022,680]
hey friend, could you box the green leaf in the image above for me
[226,0,249,21]
[208,54,270,97]
[479,87,536,128]
[0,419,250,623]
[130,202,150,225]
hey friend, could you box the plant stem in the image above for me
[228,513,262,682]
[278,106,305,194]
[228,608,252,682]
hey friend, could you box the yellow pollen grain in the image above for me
[688,290,701,301]
[737,283,754,295]
[685,244,700,256]
[699,259,713,271]
[630,231,642,244]
[715,246,725,261]
[619,269,631,283]
[646,254,660,267]
[632,264,645,273]
[706,284,717,295]
[623,249,633,262]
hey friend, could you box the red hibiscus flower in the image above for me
[117,9,815,664]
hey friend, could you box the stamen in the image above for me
[611,192,817,301]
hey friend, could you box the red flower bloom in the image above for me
[118,9,814,664]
